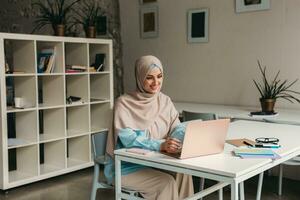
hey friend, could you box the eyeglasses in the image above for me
[255,137,279,144]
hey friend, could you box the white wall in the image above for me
[119,0,300,109]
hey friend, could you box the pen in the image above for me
[243,141,253,147]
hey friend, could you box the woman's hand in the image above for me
[160,138,182,153]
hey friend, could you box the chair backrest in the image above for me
[182,110,217,122]
[91,131,108,159]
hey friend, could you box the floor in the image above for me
[0,167,299,200]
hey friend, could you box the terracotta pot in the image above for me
[86,26,96,38]
[260,98,276,113]
[55,24,65,36]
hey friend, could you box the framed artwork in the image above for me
[140,6,158,38]
[187,8,208,43]
[96,16,107,36]
[140,0,157,4]
[235,0,270,13]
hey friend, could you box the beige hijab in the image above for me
[107,55,180,156]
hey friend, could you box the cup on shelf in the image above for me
[14,97,25,108]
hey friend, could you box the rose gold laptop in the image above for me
[164,119,230,159]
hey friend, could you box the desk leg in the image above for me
[231,182,238,200]
[115,156,121,200]
[256,172,264,200]
[239,182,245,200]
[218,188,223,200]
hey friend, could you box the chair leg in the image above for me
[239,182,245,200]
[90,164,100,200]
[256,172,264,200]
[278,164,283,196]
[199,178,205,200]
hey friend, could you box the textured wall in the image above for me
[0,0,124,96]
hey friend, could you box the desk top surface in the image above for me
[115,120,300,178]
[174,102,300,125]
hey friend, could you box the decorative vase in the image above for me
[260,98,276,113]
[86,26,96,38]
[55,24,65,36]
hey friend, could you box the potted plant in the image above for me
[32,0,79,36]
[253,60,300,113]
[72,1,105,38]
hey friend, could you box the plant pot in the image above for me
[260,98,276,113]
[54,24,65,36]
[86,26,96,38]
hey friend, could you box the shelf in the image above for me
[37,73,64,76]
[90,103,112,132]
[6,76,37,108]
[4,39,36,73]
[65,43,88,72]
[8,145,38,183]
[36,41,64,74]
[66,105,89,136]
[5,73,36,77]
[67,135,90,167]
[66,74,89,104]
[39,140,65,175]
[90,98,110,104]
[7,107,36,113]
[39,108,65,142]
[0,33,113,189]
[89,43,110,72]
[38,75,65,107]
[38,104,64,110]
[7,111,38,148]
[39,134,65,143]
[8,139,37,149]
[90,74,110,100]
[90,128,108,134]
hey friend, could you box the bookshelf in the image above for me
[0,33,113,189]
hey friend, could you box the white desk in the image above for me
[174,102,300,125]
[115,120,300,200]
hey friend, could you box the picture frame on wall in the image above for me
[140,5,158,39]
[96,16,107,36]
[235,0,270,13]
[140,0,157,5]
[187,8,209,43]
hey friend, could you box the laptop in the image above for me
[164,119,230,159]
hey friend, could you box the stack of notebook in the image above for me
[233,148,281,159]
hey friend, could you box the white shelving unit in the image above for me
[0,33,113,189]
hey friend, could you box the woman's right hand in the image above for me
[160,138,182,153]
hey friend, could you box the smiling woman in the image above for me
[105,55,194,200]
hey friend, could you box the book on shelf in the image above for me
[37,47,56,73]
[66,65,87,73]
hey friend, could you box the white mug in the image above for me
[14,97,25,108]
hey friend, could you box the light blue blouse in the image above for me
[104,123,187,184]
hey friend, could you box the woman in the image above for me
[105,55,194,200]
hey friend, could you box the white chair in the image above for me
[278,156,300,195]
[90,131,140,200]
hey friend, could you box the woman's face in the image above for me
[143,67,163,94]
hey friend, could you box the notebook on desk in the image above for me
[163,119,230,159]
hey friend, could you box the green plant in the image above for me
[32,0,79,33]
[253,60,300,103]
[72,1,105,32]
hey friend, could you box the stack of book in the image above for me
[37,48,56,73]
[233,148,281,159]
[66,65,87,73]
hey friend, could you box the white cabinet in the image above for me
[0,33,113,189]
